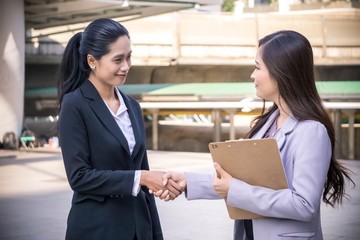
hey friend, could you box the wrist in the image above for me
[140,170,148,186]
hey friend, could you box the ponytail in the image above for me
[57,18,131,109]
[57,32,90,108]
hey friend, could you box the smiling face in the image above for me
[250,46,279,102]
[87,35,132,89]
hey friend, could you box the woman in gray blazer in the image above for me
[57,18,179,240]
[160,30,353,240]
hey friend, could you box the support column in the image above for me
[212,109,222,142]
[224,108,237,140]
[146,109,159,150]
[333,109,343,159]
[343,109,356,160]
[0,0,25,140]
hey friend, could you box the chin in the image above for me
[255,92,262,99]
[115,79,126,86]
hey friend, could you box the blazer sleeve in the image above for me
[186,172,221,200]
[58,93,134,196]
[226,121,331,221]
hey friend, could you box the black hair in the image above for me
[57,18,130,107]
[246,30,354,207]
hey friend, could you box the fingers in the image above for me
[169,172,187,190]
[162,172,179,185]
[143,171,185,201]
[153,172,187,201]
[166,179,182,199]
[153,189,173,201]
[167,178,183,192]
[141,171,167,192]
[213,162,225,178]
[213,163,232,199]
[154,179,183,201]
[162,172,171,185]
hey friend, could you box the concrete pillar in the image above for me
[333,109,343,159]
[0,0,24,140]
[212,109,222,142]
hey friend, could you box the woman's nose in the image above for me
[250,70,255,81]
[121,63,130,72]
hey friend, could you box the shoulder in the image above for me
[61,88,86,112]
[291,120,330,148]
[296,120,327,135]
[62,88,82,103]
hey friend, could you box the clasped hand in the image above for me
[151,172,187,201]
[150,162,233,201]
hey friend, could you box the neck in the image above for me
[276,108,290,129]
[275,97,291,118]
[88,78,116,101]
[275,98,291,129]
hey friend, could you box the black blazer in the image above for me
[58,80,163,240]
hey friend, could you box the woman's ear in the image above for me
[87,54,96,70]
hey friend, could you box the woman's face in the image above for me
[250,46,279,102]
[89,35,132,88]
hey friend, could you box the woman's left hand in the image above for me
[213,162,233,199]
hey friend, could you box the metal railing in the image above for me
[26,10,360,65]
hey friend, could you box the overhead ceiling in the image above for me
[25,0,221,30]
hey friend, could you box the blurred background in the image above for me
[1,0,359,158]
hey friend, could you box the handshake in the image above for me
[142,171,187,201]
[142,162,232,201]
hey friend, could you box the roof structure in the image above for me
[25,0,221,30]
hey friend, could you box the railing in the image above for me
[24,81,360,159]
[140,101,360,160]
[26,10,360,65]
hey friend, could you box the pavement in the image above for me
[0,148,359,240]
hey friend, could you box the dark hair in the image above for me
[57,18,130,106]
[246,30,353,207]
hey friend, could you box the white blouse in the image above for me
[104,87,140,196]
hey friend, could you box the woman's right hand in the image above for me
[163,172,187,191]
[142,171,183,200]
[152,172,187,201]
[140,170,166,193]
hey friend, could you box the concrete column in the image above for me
[333,109,343,159]
[0,0,25,140]
[146,109,159,150]
[212,109,222,142]
[224,108,237,140]
[343,109,356,160]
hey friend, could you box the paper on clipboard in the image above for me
[208,138,288,220]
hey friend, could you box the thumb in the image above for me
[162,175,169,186]
[162,172,172,186]
[214,162,225,178]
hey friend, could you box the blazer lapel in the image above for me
[274,115,298,151]
[252,108,298,151]
[253,109,279,140]
[80,80,131,156]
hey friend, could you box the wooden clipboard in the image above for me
[208,138,288,220]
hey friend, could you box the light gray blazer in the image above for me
[186,109,331,240]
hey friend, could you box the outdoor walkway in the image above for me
[0,149,359,240]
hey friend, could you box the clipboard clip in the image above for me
[210,144,218,149]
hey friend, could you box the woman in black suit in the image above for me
[57,18,178,240]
